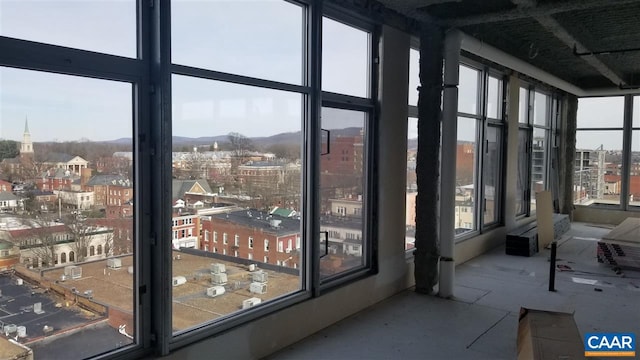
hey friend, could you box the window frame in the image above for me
[316,6,378,291]
[454,59,506,241]
[517,83,556,217]
[0,0,381,357]
[575,95,636,210]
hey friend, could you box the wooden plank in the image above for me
[602,218,640,244]
[536,191,554,251]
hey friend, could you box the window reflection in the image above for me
[516,129,529,215]
[319,108,366,278]
[406,117,417,250]
[483,127,500,224]
[458,65,479,115]
[171,75,303,331]
[322,17,370,97]
[519,87,528,124]
[455,117,476,234]
[0,0,136,57]
[408,49,419,106]
[486,76,501,119]
[172,0,303,84]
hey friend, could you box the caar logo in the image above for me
[584,333,636,357]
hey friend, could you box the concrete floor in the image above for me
[267,223,640,360]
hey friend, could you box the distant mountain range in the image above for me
[100,127,365,147]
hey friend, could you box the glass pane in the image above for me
[319,108,366,279]
[0,0,136,57]
[631,130,640,207]
[634,96,640,128]
[519,87,528,124]
[574,131,623,206]
[577,97,624,128]
[486,76,501,119]
[408,49,419,106]
[0,67,135,357]
[455,117,476,235]
[533,92,548,127]
[531,127,548,212]
[171,75,302,332]
[458,65,479,115]
[172,0,303,85]
[483,126,501,225]
[516,129,529,215]
[406,117,417,250]
[322,17,370,97]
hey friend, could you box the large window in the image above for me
[406,117,417,251]
[170,0,305,333]
[455,64,504,236]
[405,46,419,251]
[319,15,374,283]
[0,1,376,358]
[632,96,640,207]
[0,65,135,358]
[575,97,624,206]
[517,86,554,215]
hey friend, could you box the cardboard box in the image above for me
[517,307,584,360]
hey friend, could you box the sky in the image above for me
[0,1,637,148]
[0,0,368,142]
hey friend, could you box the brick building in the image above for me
[200,210,301,268]
[37,168,78,191]
[85,174,132,207]
[172,210,200,250]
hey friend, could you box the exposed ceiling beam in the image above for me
[532,15,626,86]
[437,0,639,27]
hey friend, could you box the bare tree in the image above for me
[103,230,114,257]
[66,215,94,262]
[227,132,254,159]
[18,216,60,268]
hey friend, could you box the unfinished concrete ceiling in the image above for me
[376,0,640,91]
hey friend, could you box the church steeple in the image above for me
[20,117,34,158]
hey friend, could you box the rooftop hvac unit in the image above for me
[172,276,187,287]
[211,273,228,285]
[4,324,16,336]
[64,265,82,279]
[206,285,226,298]
[83,290,93,298]
[249,282,267,294]
[107,258,122,269]
[252,271,268,283]
[17,326,26,338]
[34,302,44,314]
[210,263,226,274]
[269,219,282,228]
[242,297,262,309]
[248,264,257,272]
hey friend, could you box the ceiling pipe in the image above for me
[458,30,640,97]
